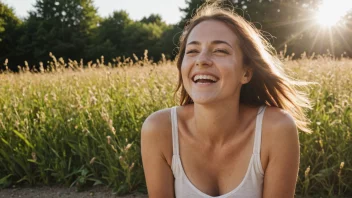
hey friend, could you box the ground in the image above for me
[0,186,148,198]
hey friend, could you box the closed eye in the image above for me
[186,50,199,54]
[214,49,229,54]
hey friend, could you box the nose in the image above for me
[195,50,212,67]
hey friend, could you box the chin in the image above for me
[190,94,218,105]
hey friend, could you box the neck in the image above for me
[191,99,245,147]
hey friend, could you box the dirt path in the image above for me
[0,186,148,198]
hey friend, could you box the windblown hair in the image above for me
[175,2,312,133]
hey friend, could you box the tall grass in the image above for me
[0,53,351,196]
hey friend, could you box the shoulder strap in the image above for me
[171,107,179,156]
[253,105,266,154]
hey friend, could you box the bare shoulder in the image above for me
[141,108,173,165]
[263,106,298,136]
[261,106,299,164]
[261,106,300,197]
[141,108,176,196]
[142,108,172,134]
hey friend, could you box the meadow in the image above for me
[0,53,351,197]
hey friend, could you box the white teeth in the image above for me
[193,75,218,82]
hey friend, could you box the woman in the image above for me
[141,2,310,198]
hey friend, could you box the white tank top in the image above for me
[170,106,266,198]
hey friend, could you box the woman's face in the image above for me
[181,20,249,105]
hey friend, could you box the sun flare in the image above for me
[316,0,352,27]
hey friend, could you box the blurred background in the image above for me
[1,0,352,71]
[0,1,352,196]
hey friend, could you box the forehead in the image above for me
[187,20,239,45]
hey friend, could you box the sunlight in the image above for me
[316,0,352,27]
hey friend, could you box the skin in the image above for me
[141,20,300,198]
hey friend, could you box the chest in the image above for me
[177,131,255,196]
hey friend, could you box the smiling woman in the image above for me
[141,2,311,198]
[315,0,352,27]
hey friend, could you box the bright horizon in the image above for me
[2,0,187,24]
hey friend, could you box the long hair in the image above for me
[174,2,312,133]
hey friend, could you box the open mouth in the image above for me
[192,74,218,84]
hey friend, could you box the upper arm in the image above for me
[262,109,300,198]
[141,110,175,198]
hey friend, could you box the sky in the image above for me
[2,0,187,24]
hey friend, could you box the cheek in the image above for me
[181,68,190,90]
[220,63,244,85]
[180,59,191,81]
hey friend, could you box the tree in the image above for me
[160,24,183,60]
[178,0,352,57]
[179,0,206,28]
[86,11,176,63]
[86,10,132,61]
[17,0,100,68]
[140,14,163,25]
[0,1,22,70]
[122,21,165,61]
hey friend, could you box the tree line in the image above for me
[0,0,351,71]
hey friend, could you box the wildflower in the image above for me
[0,119,5,130]
[89,157,96,164]
[111,126,116,135]
[304,166,310,178]
[31,152,37,162]
[340,161,345,169]
[161,53,166,64]
[318,139,323,148]
[129,162,135,171]
[111,145,117,153]
[39,112,46,122]
[107,136,111,145]
[144,50,149,62]
[133,53,139,61]
[100,107,109,122]
[44,94,48,102]
[15,120,20,127]
[51,93,57,101]
[108,119,116,135]
[338,161,345,177]
[125,143,132,151]
[90,95,98,105]
[119,156,124,162]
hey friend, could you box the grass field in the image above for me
[0,54,351,197]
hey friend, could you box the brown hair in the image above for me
[174,2,312,133]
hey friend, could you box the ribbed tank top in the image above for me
[170,106,266,198]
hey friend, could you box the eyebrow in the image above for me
[186,40,233,49]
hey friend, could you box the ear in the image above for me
[241,68,253,84]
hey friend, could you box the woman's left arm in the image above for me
[262,112,300,198]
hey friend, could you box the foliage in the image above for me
[0,1,22,66]
[17,0,99,68]
[179,0,206,28]
[0,53,351,196]
[159,24,183,60]
[140,14,163,25]
[122,21,166,62]
[86,10,132,61]
[1,0,352,71]
[178,0,352,57]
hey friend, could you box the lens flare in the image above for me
[316,0,352,27]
